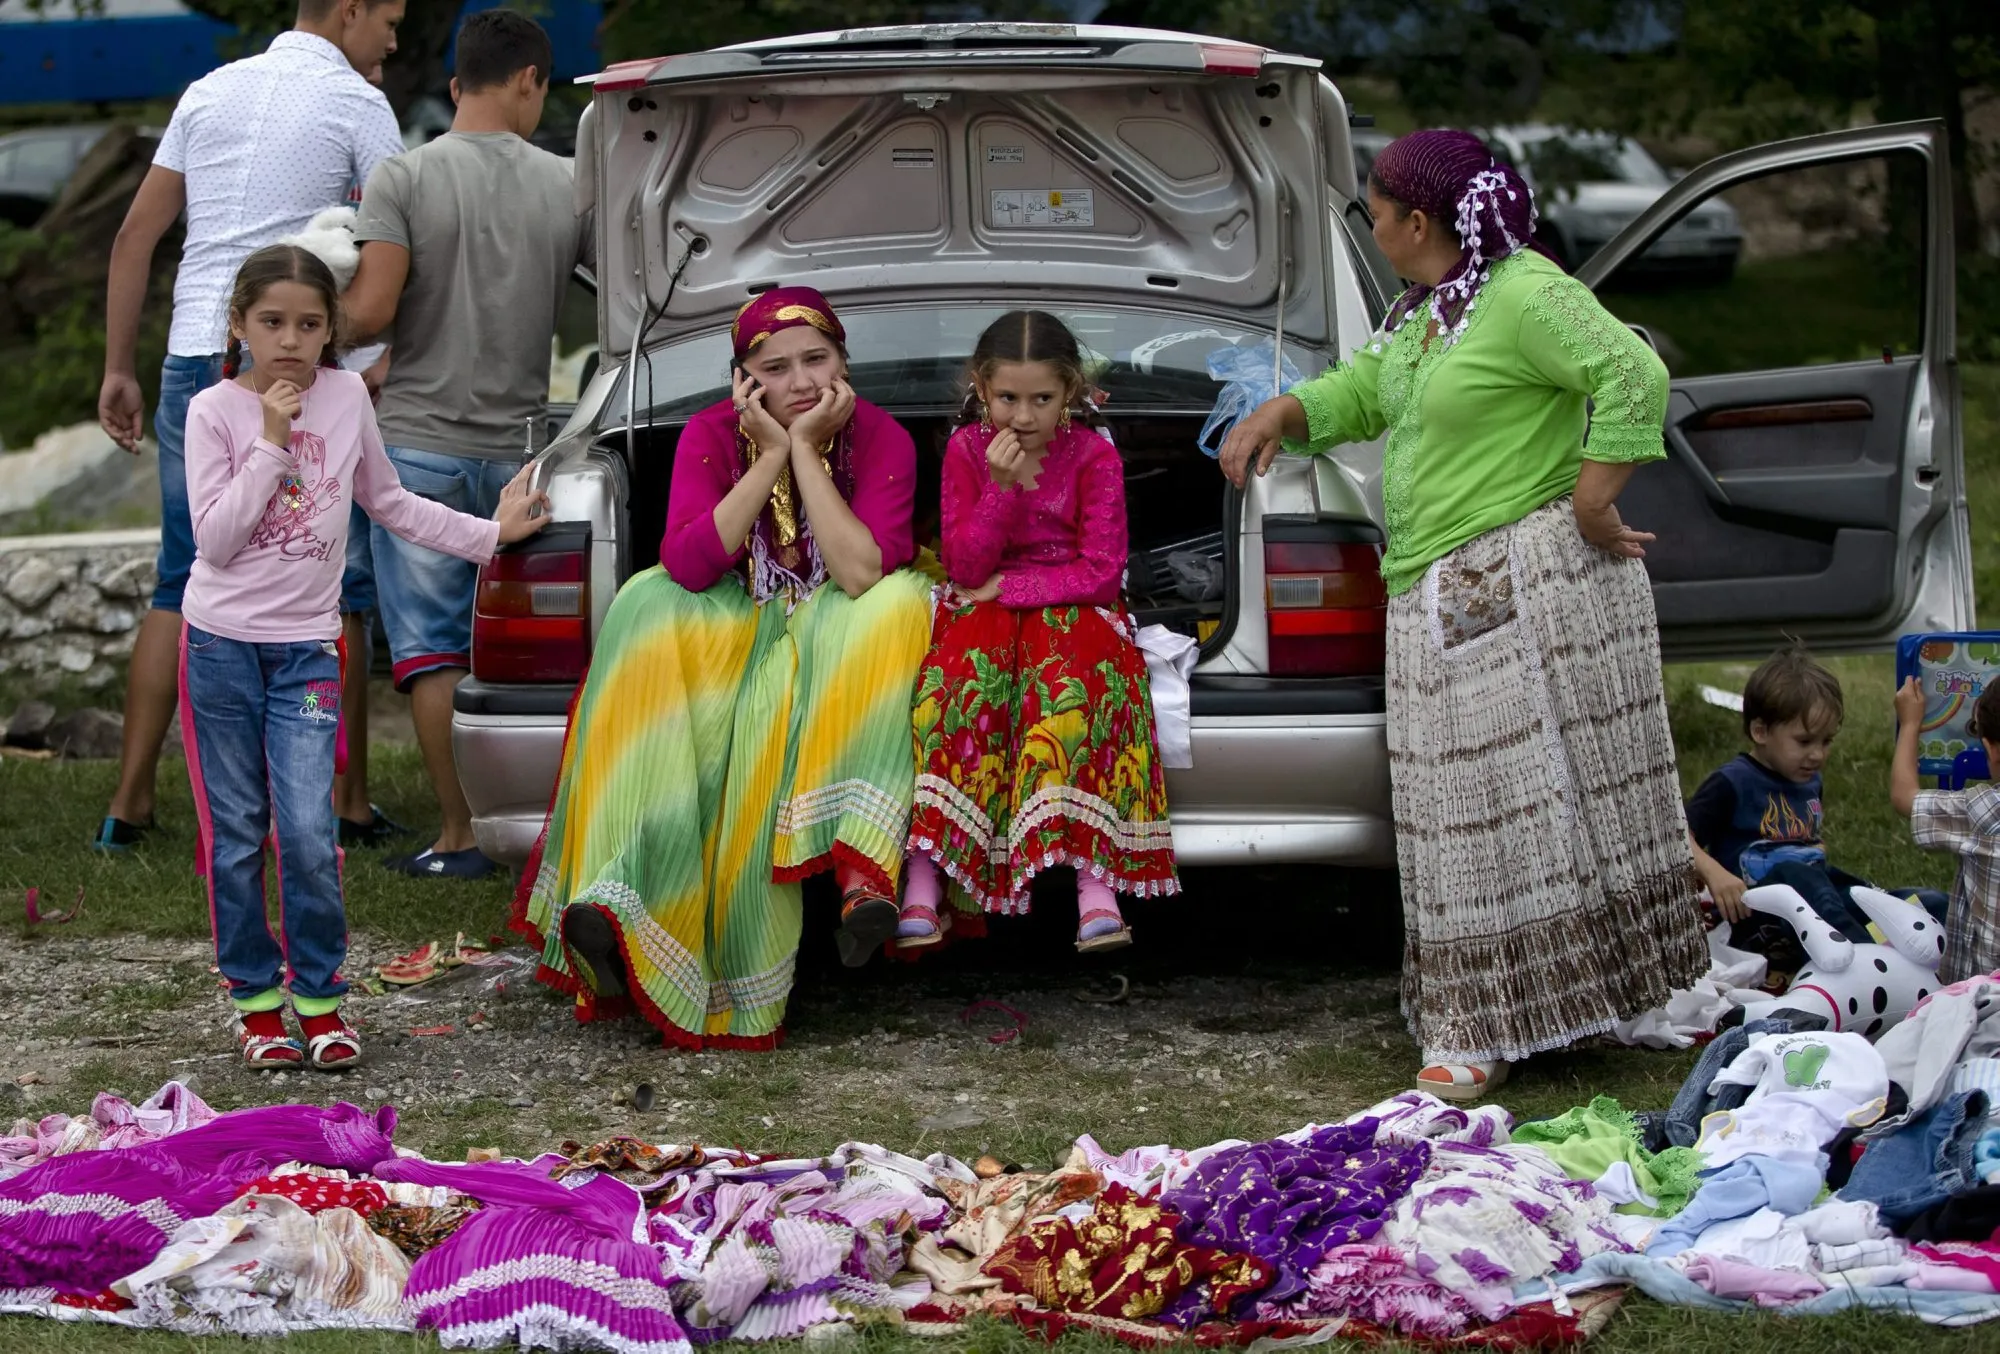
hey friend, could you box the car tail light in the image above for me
[1263,534,1386,677]
[1200,44,1264,76]
[472,524,590,685]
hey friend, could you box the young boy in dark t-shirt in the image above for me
[1688,649,1858,944]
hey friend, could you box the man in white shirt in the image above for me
[93,0,406,853]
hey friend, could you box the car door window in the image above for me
[1599,152,1924,379]
[1591,147,1939,636]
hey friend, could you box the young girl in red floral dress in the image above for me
[898,310,1180,952]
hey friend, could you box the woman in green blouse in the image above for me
[1223,130,1705,1102]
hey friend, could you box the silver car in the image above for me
[453,24,1972,871]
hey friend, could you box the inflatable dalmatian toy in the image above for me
[1735,882,1945,1037]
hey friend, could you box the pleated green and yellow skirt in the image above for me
[511,565,932,1048]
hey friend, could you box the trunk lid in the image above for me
[581,24,1338,362]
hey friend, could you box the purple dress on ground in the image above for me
[373,1155,693,1354]
[0,1101,397,1296]
[1159,1120,1432,1321]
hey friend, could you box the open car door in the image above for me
[1574,120,1970,659]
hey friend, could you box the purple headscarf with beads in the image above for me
[1368,129,1556,344]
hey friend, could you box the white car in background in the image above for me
[1485,124,1743,283]
[1352,123,1742,284]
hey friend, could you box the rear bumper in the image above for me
[453,678,1395,869]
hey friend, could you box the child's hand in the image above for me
[1711,871,1751,924]
[968,572,1003,603]
[1895,676,1926,730]
[494,465,551,545]
[987,429,1027,488]
[260,379,302,448]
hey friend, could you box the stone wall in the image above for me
[0,529,158,692]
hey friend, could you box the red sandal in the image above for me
[299,1010,363,1070]
[237,1011,303,1069]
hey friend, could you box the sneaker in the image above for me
[382,846,500,880]
[339,805,410,848]
[91,816,154,853]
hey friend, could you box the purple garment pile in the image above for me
[1158,1119,1432,1320]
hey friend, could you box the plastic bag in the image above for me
[1166,551,1224,602]
[1197,338,1303,458]
[1136,625,1200,770]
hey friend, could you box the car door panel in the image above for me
[1574,120,1969,656]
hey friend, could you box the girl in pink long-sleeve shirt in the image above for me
[178,245,545,1071]
[901,310,1180,953]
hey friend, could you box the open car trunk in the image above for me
[614,412,1232,643]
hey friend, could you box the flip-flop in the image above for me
[836,892,899,968]
[1075,908,1133,954]
[378,941,443,986]
[894,903,945,950]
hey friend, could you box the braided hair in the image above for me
[957,309,1107,431]
[222,244,346,380]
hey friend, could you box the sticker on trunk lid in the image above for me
[985,145,1026,164]
[891,147,937,169]
[990,189,1095,228]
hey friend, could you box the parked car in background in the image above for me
[1350,123,1742,284]
[0,124,150,227]
[1485,124,1742,282]
[452,25,1969,872]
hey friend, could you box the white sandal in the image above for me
[1416,1059,1509,1103]
[305,1023,363,1071]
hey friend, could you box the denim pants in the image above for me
[1844,1090,1994,1224]
[180,623,348,1013]
[152,353,226,611]
[370,444,516,690]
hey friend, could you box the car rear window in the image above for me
[605,304,1322,425]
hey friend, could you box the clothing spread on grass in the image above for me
[21,1036,2000,1347]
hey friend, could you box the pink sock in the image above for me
[900,854,942,936]
[1077,873,1124,938]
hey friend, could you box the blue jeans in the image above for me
[341,503,376,615]
[370,445,515,691]
[1845,1090,1995,1224]
[152,354,226,611]
[181,623,348,1011]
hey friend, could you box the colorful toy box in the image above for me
[1895,633,2000,788]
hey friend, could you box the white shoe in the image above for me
[1416,1058,1510,1103]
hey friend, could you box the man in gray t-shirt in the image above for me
[345,7,591,879]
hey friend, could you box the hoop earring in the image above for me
[977,400,992,432]
[1058,407,1073,431]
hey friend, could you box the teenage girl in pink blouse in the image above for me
[899,310,1181,952]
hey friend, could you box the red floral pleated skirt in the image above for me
[907,598,1180,914]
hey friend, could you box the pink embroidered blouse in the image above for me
[660,397,917,594]
[941,423,1127,609]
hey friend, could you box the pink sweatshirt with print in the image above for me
[181,370,500,644]
[940,423,1127,609]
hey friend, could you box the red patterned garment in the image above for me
[981,1184,1270,1321]
[910,597,1179,915]
[235,1173,390,1217]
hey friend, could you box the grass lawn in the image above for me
[0,366,1996,1352]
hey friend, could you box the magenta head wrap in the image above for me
[1368,129,1552,343]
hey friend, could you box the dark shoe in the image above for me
[560,904,628,999]
[339,805,410,848]
[382,846,499,880]
[835,892,899,969]
[91,816,154,853]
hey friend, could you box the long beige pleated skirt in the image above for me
[1388,497,1706,1065]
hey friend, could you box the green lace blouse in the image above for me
[1284,249,1670,598]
